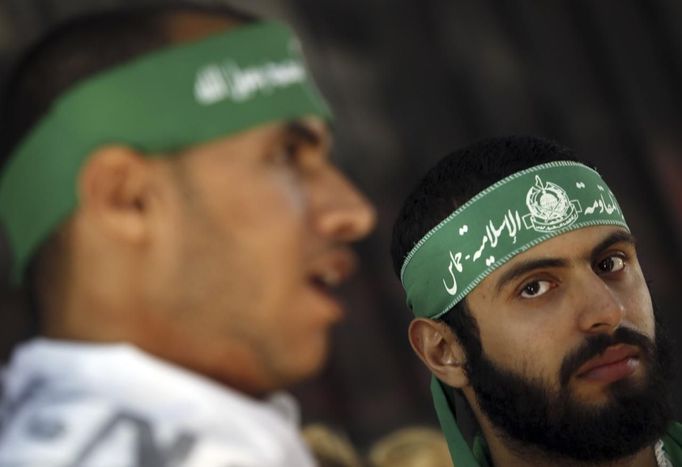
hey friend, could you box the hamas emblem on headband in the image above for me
[522,175,582,232]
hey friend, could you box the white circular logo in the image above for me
[525,176,578,232]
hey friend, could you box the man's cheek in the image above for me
[627,292,655,338]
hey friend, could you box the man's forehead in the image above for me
[506,225,632,261]
[259,116,332,151]
[177,116,331,156]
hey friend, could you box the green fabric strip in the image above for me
[431,377,480,467]
[401,161,628,319]
[663,422,682,465]
[0,21,331,284]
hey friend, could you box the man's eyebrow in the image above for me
[283,120,327,147]
[495,258,568,293]
[494,229,636,293]
[589,230,637,261]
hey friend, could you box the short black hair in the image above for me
[0,2,257,165]
[390,135,581,360]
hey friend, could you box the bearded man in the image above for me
[391,136,681,466]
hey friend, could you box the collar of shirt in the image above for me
[0,338,312,466]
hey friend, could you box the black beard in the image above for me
[467,325,674,463]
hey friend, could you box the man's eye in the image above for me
[520,280,552,298]
[272,141,303,166]
[596,255,625,274]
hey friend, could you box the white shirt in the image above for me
[0,339,317,467]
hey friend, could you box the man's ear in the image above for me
[408,317,469,389]
[77,145,153,244]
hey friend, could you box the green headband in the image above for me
[0,21,331,283]
[401,161,629,318]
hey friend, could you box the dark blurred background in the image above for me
[1,0,680,451]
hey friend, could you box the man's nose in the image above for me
[575,270,626,335]
[312,168,376,242]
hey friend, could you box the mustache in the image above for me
[559,327,656,387]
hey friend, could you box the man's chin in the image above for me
[471,351,671,462]
[283,336,331,384]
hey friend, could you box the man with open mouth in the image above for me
[0,3,375,465]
